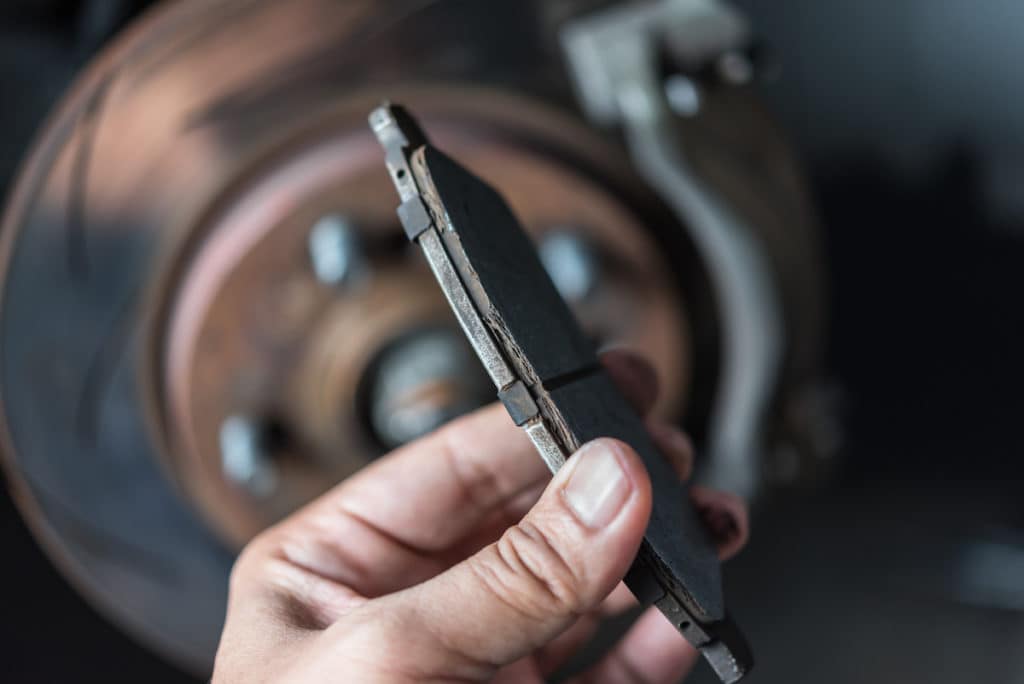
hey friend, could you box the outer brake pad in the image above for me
[370,103,752,682]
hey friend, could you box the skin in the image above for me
[213,351,749,683]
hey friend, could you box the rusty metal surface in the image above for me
[0,0,823,675]
[0,0,701,671]
[155,103,691,548]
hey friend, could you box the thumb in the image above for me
[387,438,652,674]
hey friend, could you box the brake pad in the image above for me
[370,103,752,683]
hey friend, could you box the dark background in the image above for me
[2,1,1023,681]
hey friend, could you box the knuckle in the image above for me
[471,520,585,619]
[226,557,254,600]
[227,529,275,594]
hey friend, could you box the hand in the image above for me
[213,351,748,683]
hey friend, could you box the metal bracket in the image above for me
[396,196,432,240]
[498,380,539,426]
[562,0,783,499]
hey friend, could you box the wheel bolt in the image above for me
[219,414,277,497]
[308,214,365,286]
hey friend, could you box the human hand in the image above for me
[213,351,748,683]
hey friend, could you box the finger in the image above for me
[649,422,750,560]
[690,485,750,561]
[532,421,694,675]
[535,582,638,675]
[264,403,550,597]
[327,348,663,577]
[448,423,695,564]
[336,348,658,560]
[447,419,692,562]
[573,606,699,684]
[600,580,641,614]
[433,419,694,569]
[442,478,547,562]
[646,419,695,482]
[537,427,720,676]
[601,348,659,416]
[367,438,653,676]
[534,613,604,675]
[469,423,695,677]
[224,538,369,632]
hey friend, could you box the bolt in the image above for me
[219,414,277,497]
[538,231,599,303]
[308,214,365,286]
[664,74,702,117]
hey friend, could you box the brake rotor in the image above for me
[153,104,691,548]
[0,0,704,673]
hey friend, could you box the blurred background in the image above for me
[1,1,1023,682]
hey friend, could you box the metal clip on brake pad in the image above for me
[369,103,753,683]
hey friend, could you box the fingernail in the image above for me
[562,440,632,528]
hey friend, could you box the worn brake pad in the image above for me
[370,103,752,683]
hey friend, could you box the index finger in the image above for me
[260,350,662,598]
[265,402,545,597]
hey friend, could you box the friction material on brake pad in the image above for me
[369,103,752,683]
